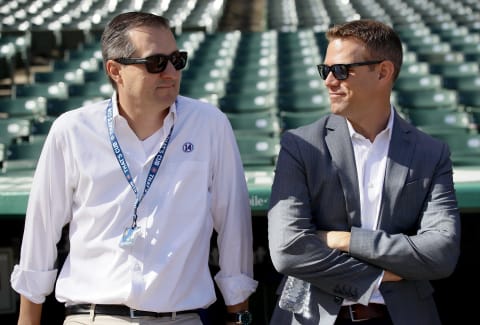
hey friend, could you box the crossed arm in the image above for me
[317,230,403,282]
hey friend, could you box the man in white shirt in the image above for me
[268,19,460,324]
[11,11,257,325]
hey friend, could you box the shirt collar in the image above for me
[111,92,121,119]
[111,92,178,126]
[347,105,394,141]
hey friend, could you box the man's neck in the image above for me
[118,104,170,140]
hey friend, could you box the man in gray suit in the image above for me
[268,19,461,325]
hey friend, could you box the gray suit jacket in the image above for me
[268,111,461,325]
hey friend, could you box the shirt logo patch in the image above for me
[183,142,194,152]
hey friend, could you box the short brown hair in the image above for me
[326,19,403,81]
[100,12,171,88]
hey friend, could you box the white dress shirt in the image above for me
[346,106,394,305]
[10,94,258,312]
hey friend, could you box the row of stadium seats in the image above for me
[2,0,479,34]
[0,0,227,53]
[269,0,480,32]
[2,0,480,66]
[2,28,480,170]
[2,0,480,173]
[1,4,479,325]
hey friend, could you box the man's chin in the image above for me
[155,89,178,100]
[330,105,345,116]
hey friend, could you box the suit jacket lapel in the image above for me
[325,115,361,227]
[379,112,415,230]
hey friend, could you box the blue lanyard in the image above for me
[106,99,174,227]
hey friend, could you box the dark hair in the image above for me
[326,19,403,81]
[100,12,171,88]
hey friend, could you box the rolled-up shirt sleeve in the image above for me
[10,117,73,303]
[10,267,58,304]
[214,273,258,306]
[211,115,258,305]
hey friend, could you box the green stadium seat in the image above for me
[226,78,278,96]
[236,31,278,51]
[402,51,418,65]
[227,110,280,136]
[449,33,480,57]
[182,64,231,82]
[394,23,431,41]
[394,74,443,92]
[0,118,32,144]
[193,94,220,107]
[83,71,108,82]
[422,13,455,26]
[219,93,277,113]
[278,65,319,81]
[14,82,69,99]
[234,49,277,68]
[458,15,480,32]
[53,57,102,72]
[176,31,206,53]
[184,33,238,63]
[31,116,56,135]
[433,24,469,42]
[278,76,326,94]
[280,110,329,130]
[443,75,480,92]
[468,107,480,125]
[180,78,226,98]
[459,90,480,108]
[407,109,476,134]
[396,89,458,110]
[278,91,330,112]
[398,62,430,78]
[46,97,103,117]
[417,48,464,65]
[460,45,480,62]
[65,43,103,62]
[431,62,479,89]
[404,34,441,52]
[432,133,480,166]
[235,134,280,167]
[68,82,114,99]
[34,69,85,84]
[5,135,46,171]
[278,34,321,66]
[0,97,47,118]
[229,65,278,84]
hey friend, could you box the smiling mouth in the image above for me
[329,93,344,98]
[157,84,175,88]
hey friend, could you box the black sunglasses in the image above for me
[317,60,383,80]
[114,51,188,73]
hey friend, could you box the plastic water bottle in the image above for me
[278,276,311,314]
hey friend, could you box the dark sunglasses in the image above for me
[114,51,188,73]
[317,60,383,80]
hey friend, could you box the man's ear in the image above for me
[378,60,395,82]
[106,60,122,85]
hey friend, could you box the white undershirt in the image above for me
[346,106,394,305]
